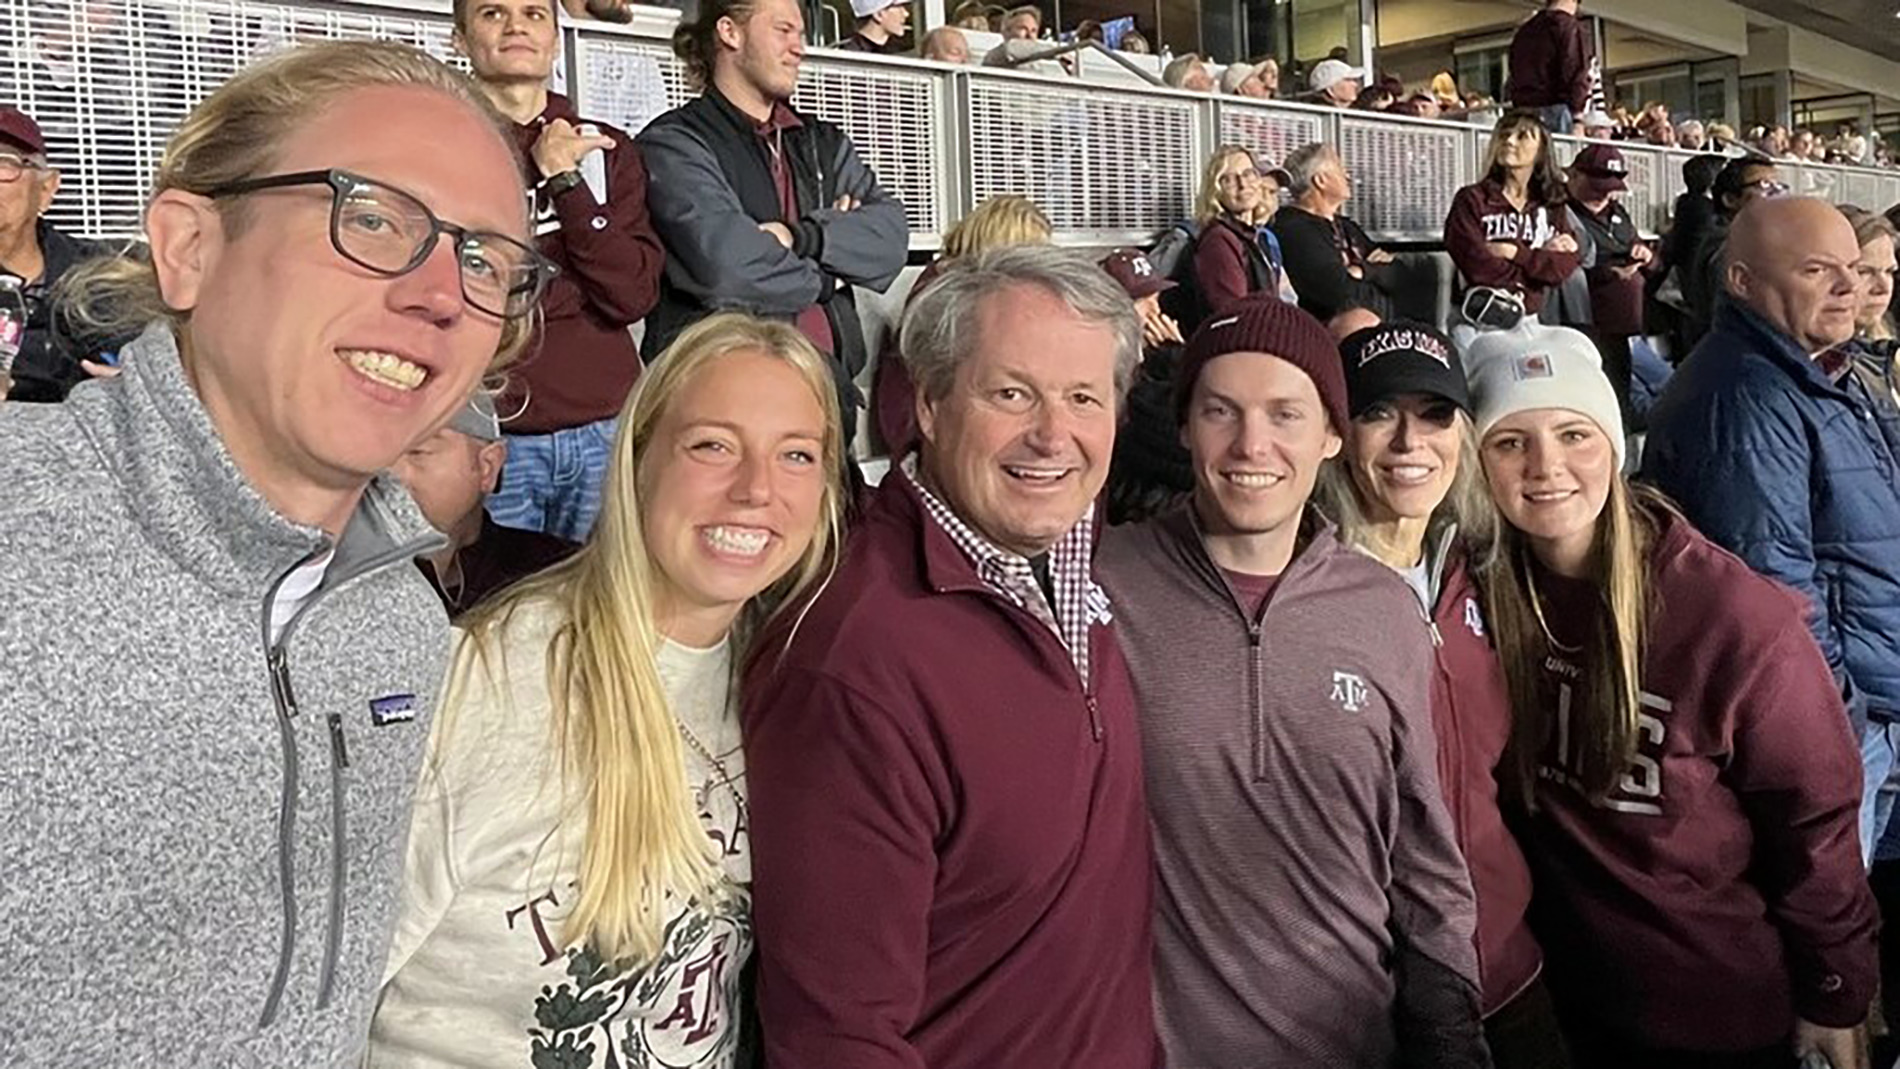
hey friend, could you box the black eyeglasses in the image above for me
[203,168,556,320]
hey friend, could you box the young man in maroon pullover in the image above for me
[1099,297,1488,1069]
[454,0,664,541]
[742,246,1158,1069]
[1506,0,1592,137]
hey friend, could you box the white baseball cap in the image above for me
[1308,59,1364,93]
[850,0,907,16]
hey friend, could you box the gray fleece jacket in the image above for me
[0,324,451,1066]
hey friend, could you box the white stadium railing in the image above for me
[6,0,1900,249]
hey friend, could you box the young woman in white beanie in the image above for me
[1464,321,1877,1069]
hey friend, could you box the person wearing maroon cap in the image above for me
[1099,296,1487,1068]
[1101,247,1191,524]
[452,0,665,543]
[0,104,129,403]
[1564,142,1652,419]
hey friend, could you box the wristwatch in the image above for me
[542,168,584,197]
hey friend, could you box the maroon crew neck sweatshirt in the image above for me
[1520,511,1876,1052]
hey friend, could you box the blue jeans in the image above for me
[1859,719,1900,866]
[485,416,618,544]
[1534,104,1573,136]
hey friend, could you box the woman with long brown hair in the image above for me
[1445,111,1581,319]
[371,313,849,1068]
[1465,321,1876,1069]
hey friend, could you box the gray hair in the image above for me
[899,245,1143,404]
[1284,141,1337,198]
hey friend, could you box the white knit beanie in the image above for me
[1463,322,1626,466]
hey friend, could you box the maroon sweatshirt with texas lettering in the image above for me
[1443,177,1579,314]
[1520,509,1876,1052]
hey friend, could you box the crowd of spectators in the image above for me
[10,1,1900,1068]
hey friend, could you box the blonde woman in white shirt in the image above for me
[370,312,847,1068]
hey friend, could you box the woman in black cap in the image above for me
[1317,320,1572,1068]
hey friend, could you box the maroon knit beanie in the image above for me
[1173,296,1350,434]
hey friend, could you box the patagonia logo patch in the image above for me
[368,693,418,727]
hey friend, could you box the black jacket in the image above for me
[1272,206,1398,321]
[5,221,135,403]
[636,86,907,412]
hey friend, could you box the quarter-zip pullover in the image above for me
[1099,508,1485,1068]
[740,470,1159,1069]
[0,323,451,1065]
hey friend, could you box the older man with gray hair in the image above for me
[742,244,1158,1069]
[1272,141,1410,322]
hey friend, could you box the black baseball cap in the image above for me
[1338,320,1470,418]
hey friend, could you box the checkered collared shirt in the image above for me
[902,456,1112,686]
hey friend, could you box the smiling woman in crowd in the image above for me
[1190,144,1295,324]
[1318,321,1569,1068]
[1464,321,1877,1069]
[369,312,848,1068]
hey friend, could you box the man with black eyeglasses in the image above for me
[0,42,557,1064]
[0,105,133,404]
[453,0,665,543]
[1680,156,1785,349]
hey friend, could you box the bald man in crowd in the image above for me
[1644,198,1900,879]
[920,25,970,63]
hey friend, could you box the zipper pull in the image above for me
[1428,620,1444,648]
[270,648,300,717]
[328,710,351,769]
[1085,695,1103,742]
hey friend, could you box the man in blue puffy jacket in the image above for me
[1643,196,1900,863]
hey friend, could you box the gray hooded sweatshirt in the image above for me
[0,324,451,1065]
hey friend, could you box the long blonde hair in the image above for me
[56,40,536,374]
[1317,412,1495,569]
[1194,145,1257,226]
[1479,477,1665,808]
[456,313,848,964]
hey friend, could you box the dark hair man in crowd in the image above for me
[837,0,911,52]
[390,393,576,616]
[0,105,129,403]
[1679,155,1784,348]
[0,41,551,1061]
[1564,143,1652,417]
[1098,297,1485,1068]
[1274,141,1403,323]
[453,0,664,543]
[742,247,1157,1068]
[1643,197,1900,865]
[641,0,908,434]
[1506,0,1591,136]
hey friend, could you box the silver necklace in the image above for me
[677,718,748,822]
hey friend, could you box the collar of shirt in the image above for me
[752,100,803,140]
[900,455,1110,685]
[1814,346,1855,384]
